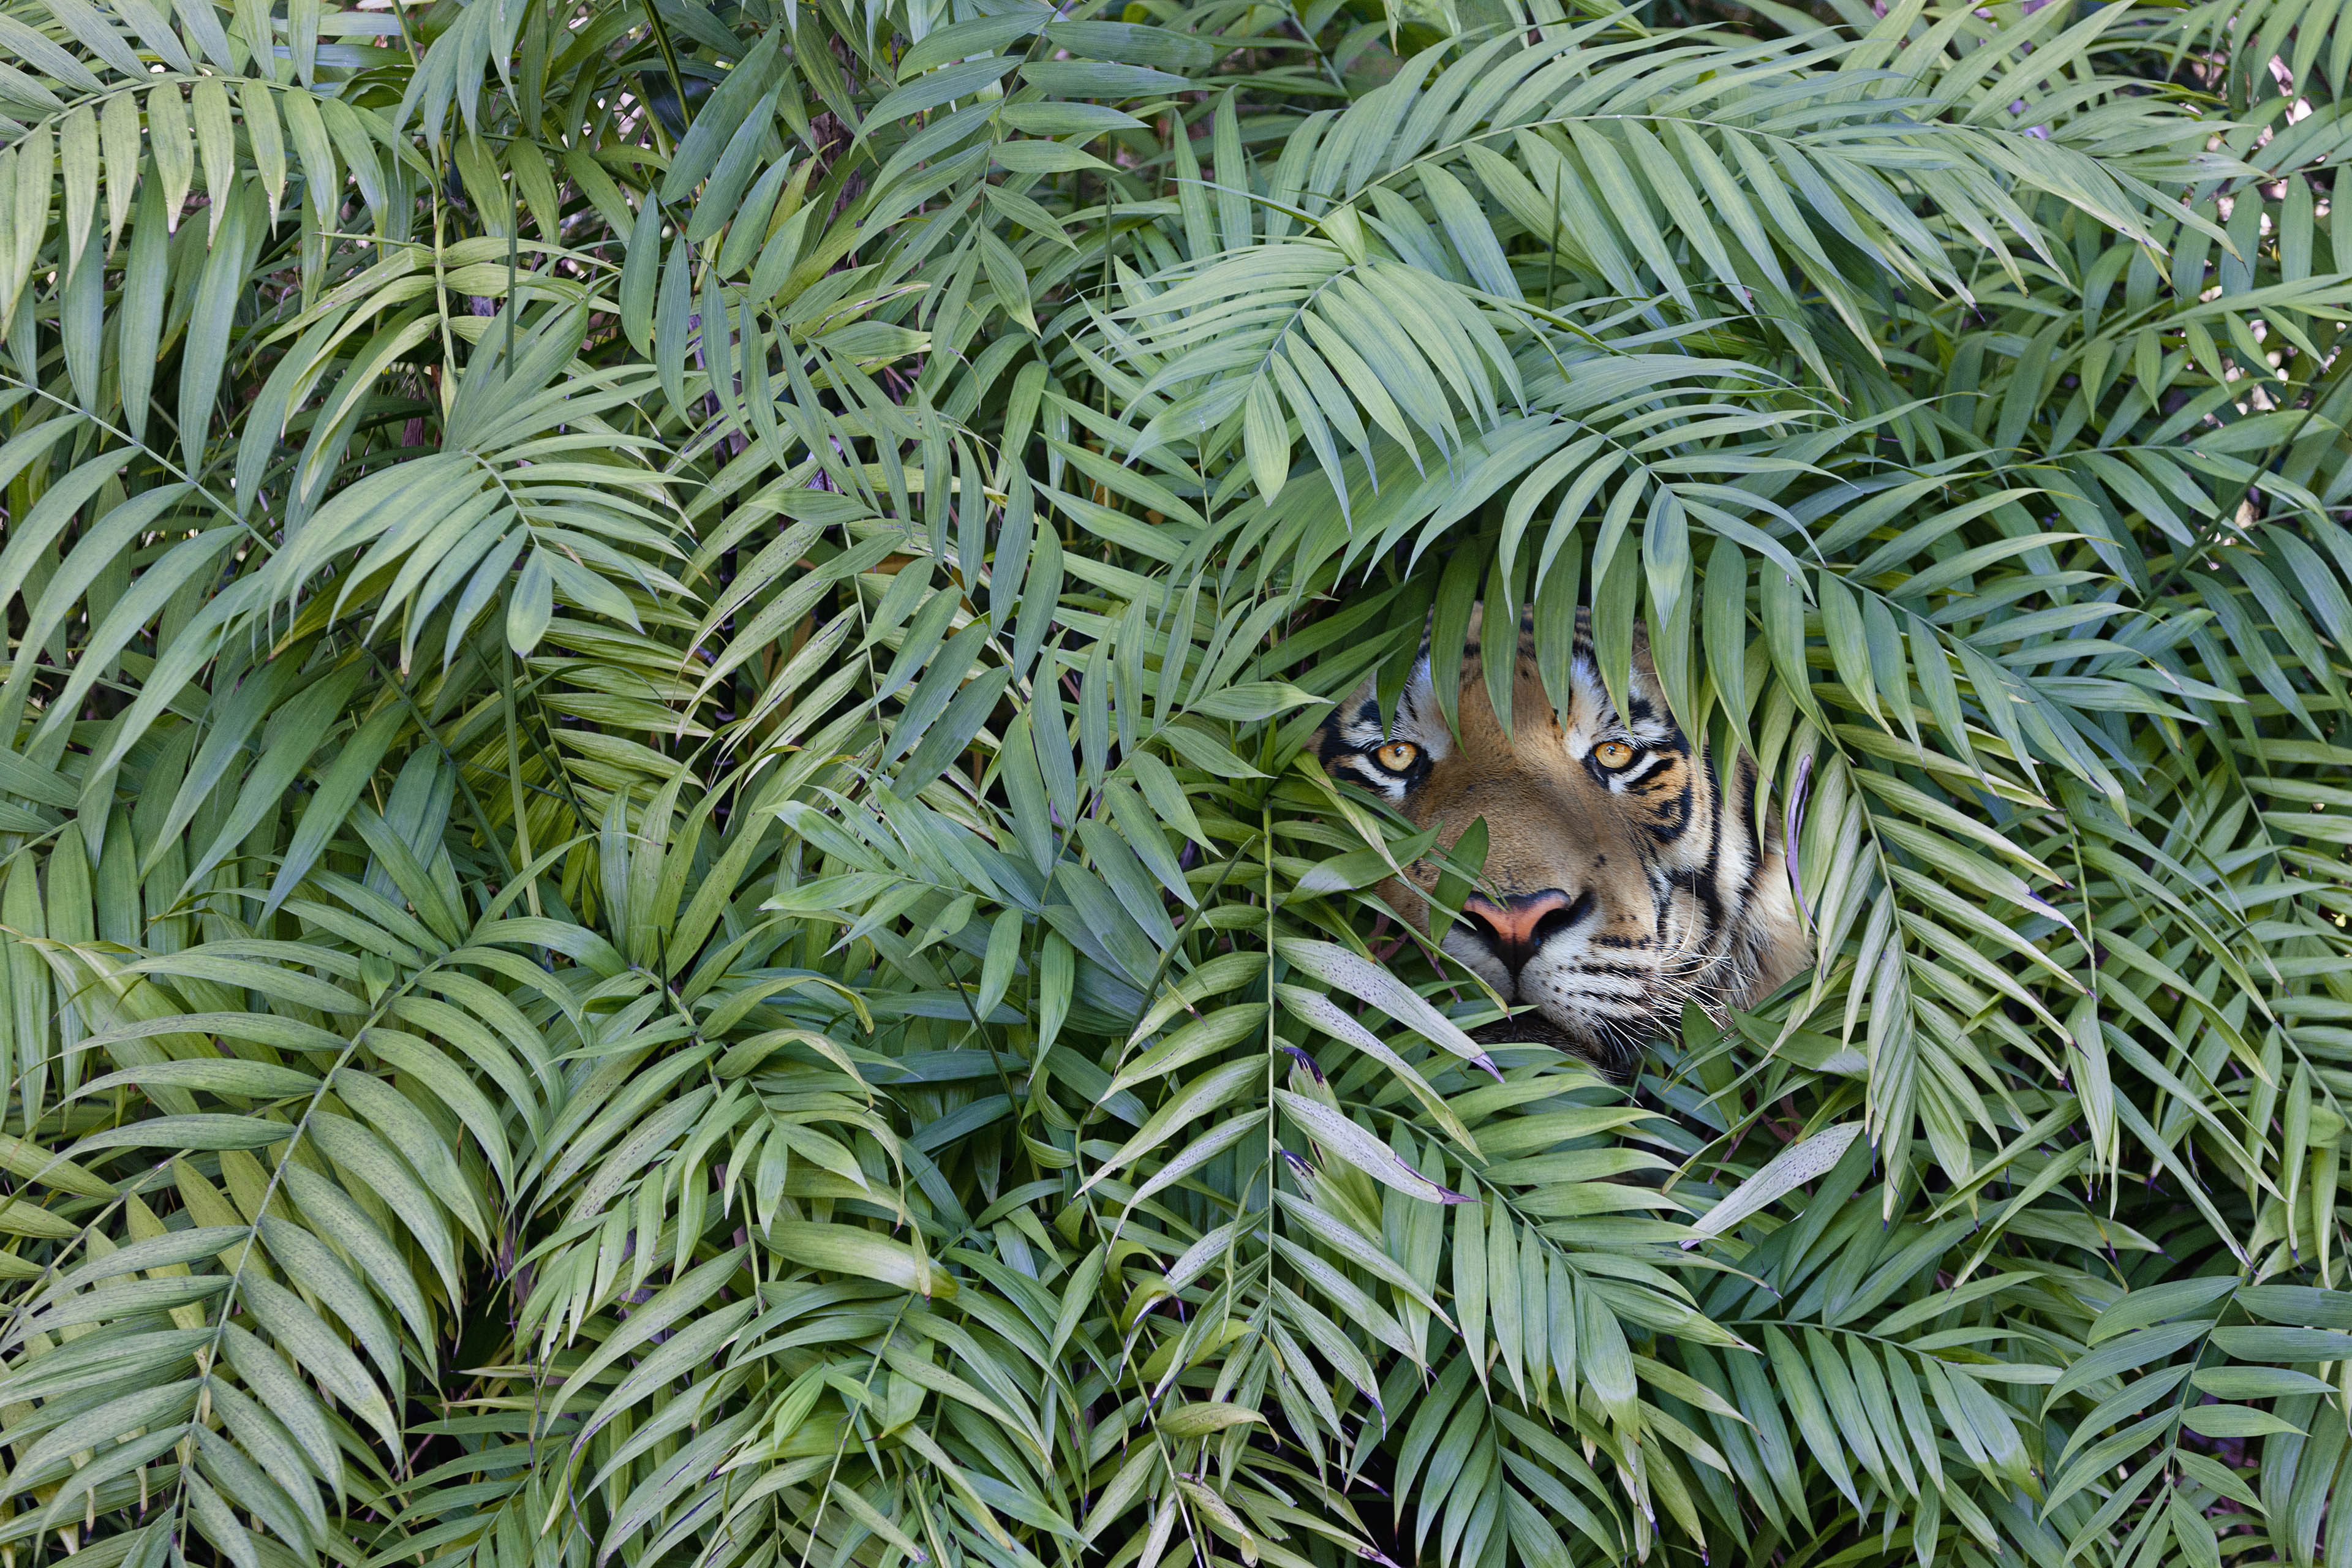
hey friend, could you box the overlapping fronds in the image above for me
[1,0,2349,1563]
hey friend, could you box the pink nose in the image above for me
[1460,889,1589,978]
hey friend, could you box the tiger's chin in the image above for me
[1463,990,1696,1084]
[1468,1009,1655,1083]
[1442,924,1722,1082]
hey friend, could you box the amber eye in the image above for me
[1372,741,1420,773]
[1593,741,1636,769]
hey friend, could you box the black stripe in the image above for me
[1689,755,1725,925]
[1736,756,1764,901]
[1317,702,1375,767]
[1646,782,1694,843]
[1620,755,1676,789]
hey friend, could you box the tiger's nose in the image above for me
[1461,889,1592,979]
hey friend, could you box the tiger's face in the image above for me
[1315,608,1807,1079]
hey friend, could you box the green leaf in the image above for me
[72,1115,300,1153]
[1276,1091,1468,1205]
[1019,59,1191,96]
[767,1221,951,1297]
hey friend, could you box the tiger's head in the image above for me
[1315,606,1808,1079]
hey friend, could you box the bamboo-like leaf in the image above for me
[0,7,2337,1566]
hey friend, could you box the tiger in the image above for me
[1314,606,1809,1080]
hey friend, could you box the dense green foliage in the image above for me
[2,0,2352,1563]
